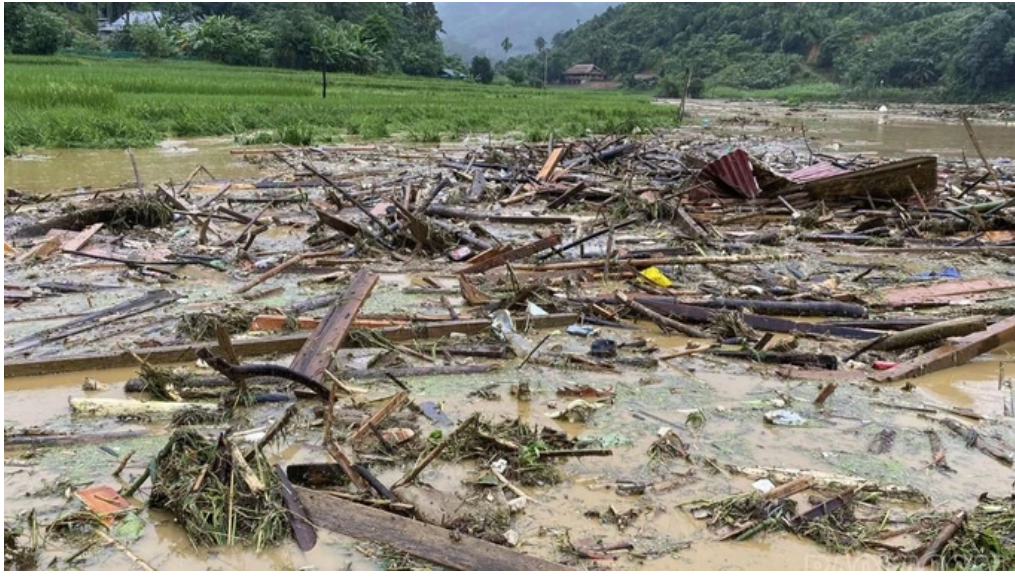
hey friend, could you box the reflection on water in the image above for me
[4,138,262,193]
[802,118,1015,159]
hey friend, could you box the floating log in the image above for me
[872,316,1015,382]
[295,488,571,571]
[871,316,987,352]
[632,297,881,340]
[707,349,839,370]
[694,298,868,319]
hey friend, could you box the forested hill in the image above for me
[436,2,617,61]
[519,2,1015,99]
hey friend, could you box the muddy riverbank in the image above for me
[5,119,1015,571]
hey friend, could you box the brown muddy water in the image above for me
[679,99,1015,160]
[3,138,262,193]
[5,313,1013,571]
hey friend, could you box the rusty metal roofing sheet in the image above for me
[700,149,761,198]
[785,162,850,183]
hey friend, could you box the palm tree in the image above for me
[500,36,512,58]
[535,36,547,87]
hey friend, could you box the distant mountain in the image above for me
[437,2,619,61]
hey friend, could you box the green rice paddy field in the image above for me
[4,55,679,152]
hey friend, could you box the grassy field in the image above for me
[4,55,680,152]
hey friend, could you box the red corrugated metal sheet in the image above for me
[785,162,850,183]
[700,149,761,198]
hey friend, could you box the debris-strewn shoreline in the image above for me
[4,128,1014,571]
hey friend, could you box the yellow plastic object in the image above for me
[640,266,672,287]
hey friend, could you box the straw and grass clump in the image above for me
[149,430,288,550]
[442,417,572,486]
[914,495,1015,570]
[177,307,256,342]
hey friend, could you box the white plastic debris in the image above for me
[752,479,776,494]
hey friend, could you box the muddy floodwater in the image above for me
[4,138,263,193]
[6,100,1014,196]
[681,99,1015,160]
[5,101,1015,571]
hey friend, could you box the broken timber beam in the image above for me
[5,314,577,378]
[545,182,586,210]
[872,316,1015,382]
[290,270,379,381]
[537,146,567,181]
[295,488,571,571]
[459,234,561,274]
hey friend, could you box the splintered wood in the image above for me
[289,269,379,381]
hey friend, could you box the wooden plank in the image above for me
[61,223,104,252]
[4,313,578,378]
[537,147,566,181]
[348,392,410,445]
[315,208,361,237]
[545,182,586,210]
[874,278,1015,308]
[290,270,378,381]
[295,488,572,571]
[15,236,61,263]
[872,316,1015,382]
[459,234,561,274]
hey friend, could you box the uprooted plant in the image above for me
[148,430,289,550]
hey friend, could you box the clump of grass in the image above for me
[4,514,39,571]
[447,507,513,545]
[916,495,1015,570]
[134,364,185,401]
[111,193,174,231]
[172,406,230,427]
[358,117,390,140]
[408,125,441,143]
[711,311,759,340]
[277,123,314,146]
[648,429,690,462]
[237,131,276,145]
[177,307,255,342]
[149,430,289,550]
[442,417,571,486]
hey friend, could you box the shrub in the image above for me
[131,24,178,59]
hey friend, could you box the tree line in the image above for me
[4,2,451,77]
